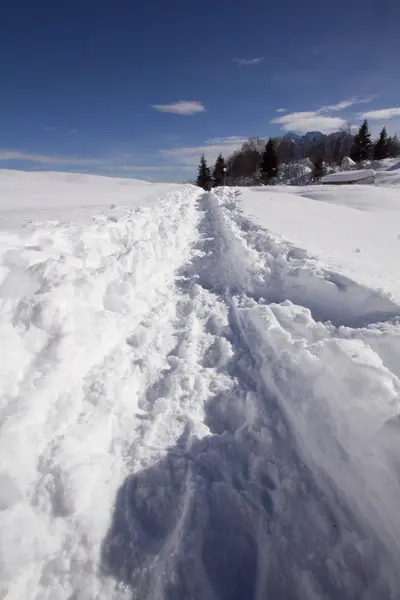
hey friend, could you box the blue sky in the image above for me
[1,0,399,181]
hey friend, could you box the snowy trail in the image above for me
[1,181,400,599]
[0,186,206,599]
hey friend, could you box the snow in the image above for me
[341,156,356,170]
[321,168,375,184]
[238,183,400,303]
[0,169,182,231]
[1,170,400,599]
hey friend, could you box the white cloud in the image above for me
[151,101,205,115]
[160,136,248,167]
[271,112,346,134]
[101,165,193,172]
[276,108,287,113]
[321,99,359,112]
[204,136,248,145]
[0,150,104,166]
[234,57,264,66]
[320,96,376,112]
[271,97,377,134]
[360,107,400,120]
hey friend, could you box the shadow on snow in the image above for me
[100,195,396,600]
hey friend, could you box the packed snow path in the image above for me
[1,183,400,600]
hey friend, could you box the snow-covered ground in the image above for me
[1,169,400,600]
[239,178,400,303]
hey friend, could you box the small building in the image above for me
[321,169,376,186]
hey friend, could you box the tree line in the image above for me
[196,121,400,189]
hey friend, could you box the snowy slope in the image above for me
[239,183,400,302]
[1,171,400,600]
[0,169,183,230]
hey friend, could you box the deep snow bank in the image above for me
[238,183,400,302]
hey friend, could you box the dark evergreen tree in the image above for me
[212,154,226,187]
[312,156,326,180]
[387,134,400,158]
[350,120,373,162]
[196,154,212,191]
[260,138,279,183]
[373,127,390,160]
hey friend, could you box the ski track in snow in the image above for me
[1,184,400,599]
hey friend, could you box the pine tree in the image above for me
[312,156,326,180]
[387,134,400,158]
[373,127,390,160]
[196,154,212,191]
[350,120,373,163]
[212,154,226,187]
[260,138,279,183]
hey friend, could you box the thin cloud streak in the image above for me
[0,150,105,166]
[151,101,205,115]
[234,57,264,66]
[321,95,376,112]
[161,137,248,167]
[101,165,193,172]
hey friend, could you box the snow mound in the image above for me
[0,169,184,231]
[321,169,375,184]
[341,156,356,170]
[238,184,400,301]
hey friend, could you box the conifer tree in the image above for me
[212,154,226,187]
[387,134,400,158]
[312,156,326,180]
[373,127,390,160]
[350,120,373,162]
[196,154,212,191]
[260,138,279,183]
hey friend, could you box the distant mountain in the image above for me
[278,130,353,164]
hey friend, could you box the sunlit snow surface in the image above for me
[1,168,400,599]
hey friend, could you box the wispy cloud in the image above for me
[234,57,264,67]
[271,96,376,133]
[101,165,193,172]
[320,96,376,112]
[160,136,248,167]
[0,150,105,166]
[276,108,287,113]
[205,136,248,145]
[360,107,400,120]
[151,101,205,115]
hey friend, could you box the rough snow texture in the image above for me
[1,171,400,600]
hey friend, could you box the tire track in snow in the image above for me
[101,192,400,599]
